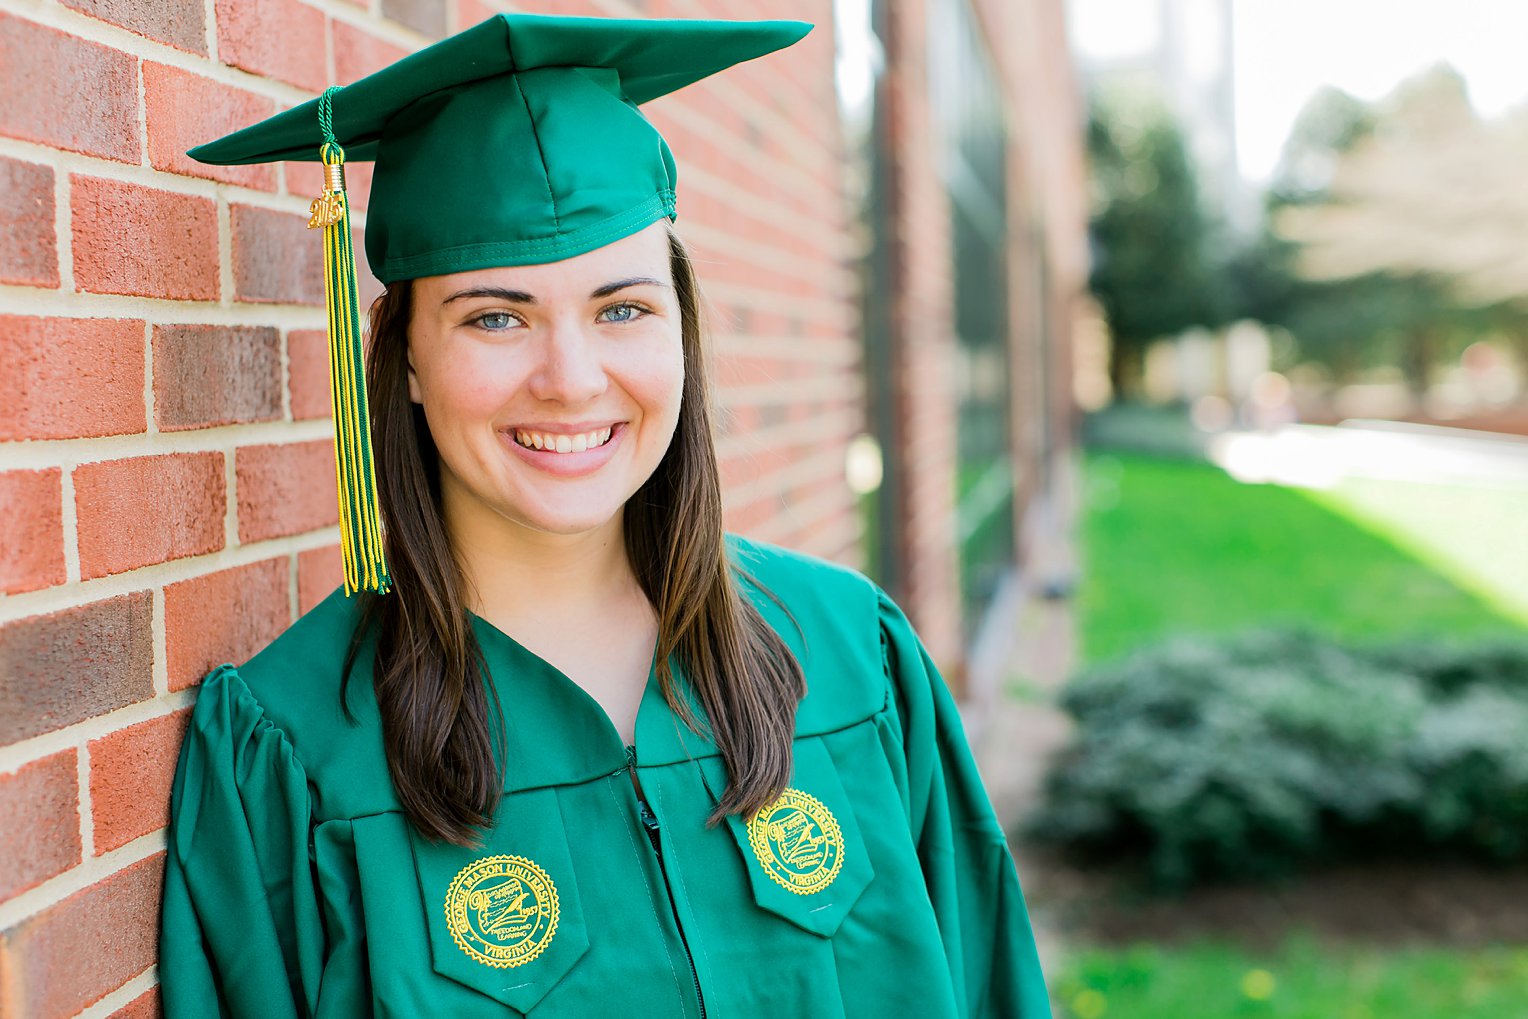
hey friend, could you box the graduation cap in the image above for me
[188,13,813,597]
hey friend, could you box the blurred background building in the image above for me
[836,0,1089,675]
[1070,0,1252,232]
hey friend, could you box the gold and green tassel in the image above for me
[308,86,391,596]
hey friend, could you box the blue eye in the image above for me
[472,311,516,331]
[599,302,648,324]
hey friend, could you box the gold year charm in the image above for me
[307,191,345,229]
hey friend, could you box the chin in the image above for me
[512,498,625,536]
[532,516,618,537]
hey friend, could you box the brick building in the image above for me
[0,0,1086,1013]
[856,0,1088,671]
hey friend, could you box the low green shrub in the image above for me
[1022,626,1528,888]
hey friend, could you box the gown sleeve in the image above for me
[874,584,1052,1018]
[160,664,324,1018]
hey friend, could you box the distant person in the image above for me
[1247,371,1300,431]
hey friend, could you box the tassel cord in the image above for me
[314,87,392,595]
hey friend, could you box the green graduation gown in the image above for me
[160,532,1051,1017]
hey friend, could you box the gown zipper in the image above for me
[627,744,708,1019]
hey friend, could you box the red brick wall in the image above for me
[0,1,851,1013]
[873,0,1088,667]
[972,0,1090,574]
[876,0,962,661]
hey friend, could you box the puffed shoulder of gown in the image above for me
[160,531,1052,1018]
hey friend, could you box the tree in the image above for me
[1086,90,1233,398]
[1245,69,1528,393]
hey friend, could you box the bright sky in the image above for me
[1068,0,1528,185]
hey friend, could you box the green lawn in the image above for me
[1304,475,1528,630]
[1054,935,1528,1019]
[1078,449,1526,664]
[1063,440,1528,1017]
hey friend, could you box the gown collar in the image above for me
[466,610,721,793]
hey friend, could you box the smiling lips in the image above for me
[512,426,614,453]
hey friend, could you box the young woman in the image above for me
[160,12,1051,1018]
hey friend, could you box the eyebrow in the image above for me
[441,276,670,306]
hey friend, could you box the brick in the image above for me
[215,0,326,92]
[110,988,162,1019]
[88,709,192,853]
[63,0,207,54]
[522,0,604,16]
[455,0,503,32]
[231,204,325,306]
[0,157,58,287]
[0,470,66,595]
[287,328,332,420]
[285,152,373,211]
[0,593,154,745]
[382,0,447,37]
[0,750,81,901]
[332,19,410,84]
[71,176,220,301]
[164,558,289,692]
[144,63,277,190]
[236,440,339,542]
[74,453,226,579]
[0,853,163,1019]
[298,544,343,614]
[0,316,146,441]
[152,324,283,430]
[0,13,139,162]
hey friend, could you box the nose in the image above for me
[527,316,608,405]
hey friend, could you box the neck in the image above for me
[442,483,643,627]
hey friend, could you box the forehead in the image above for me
[415,220,672,300]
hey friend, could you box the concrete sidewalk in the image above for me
[962,451,1085,985]
[976,591,1078,979]
[974,589,1077,831]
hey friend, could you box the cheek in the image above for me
[416,354,516,429]
[628,341,685,419]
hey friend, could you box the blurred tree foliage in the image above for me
[1087,70,1528,396]
[1235,73,1528,391]
[1086,90,1234,397]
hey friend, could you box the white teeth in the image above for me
[513,426,614,453]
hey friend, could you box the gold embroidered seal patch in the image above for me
[746,787,844,895]
[444,854,560,968]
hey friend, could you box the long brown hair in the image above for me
[342,224,806,847]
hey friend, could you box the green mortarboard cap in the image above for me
[188,12,813,283]
[186,12,812,597]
